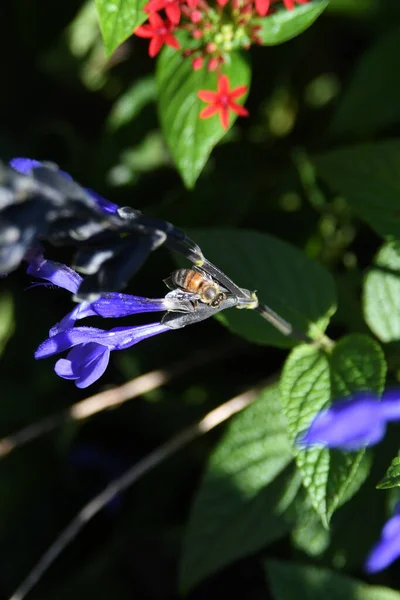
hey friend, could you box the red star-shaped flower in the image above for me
[197,75,249,129]
[135,12,180,57]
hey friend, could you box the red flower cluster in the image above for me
[134,0,310,127]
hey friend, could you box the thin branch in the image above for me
[8,384,264,600]
[0,342,238,458]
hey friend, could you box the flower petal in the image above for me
[10,158,43,174]
[379,389,400,421]
[365,513,400,573]
[135,24,154,38]
[84,188,118,215]
[148,11,165,26]
[149,35,164,57]
[144,0,165,11]
[198,90,218,103]
[199,105,220,119]
[164,32,180,49]
[90,294,167,318]
[49,303,93,336]
[27,257,82,294]
[218,75,230,95]
[228,101,249,117]
[255,0,270,15]
[219,106,230,129]
[229,85,248,100]
[55,343,111,388]
[299,394,388,450]
[35,322,170,358]
[166,3,181,24]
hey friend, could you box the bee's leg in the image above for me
[191,299,198,311]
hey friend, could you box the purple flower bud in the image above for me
[365,503,400,573]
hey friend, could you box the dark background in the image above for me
[0,1,399,598]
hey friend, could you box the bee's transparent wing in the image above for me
[164,289,199,312]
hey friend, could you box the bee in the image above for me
[164,268,227,309]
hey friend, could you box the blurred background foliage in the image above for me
[2,0,400,598]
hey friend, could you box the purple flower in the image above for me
[35,322,170,388]
[26,250,191,335]
[10,157,119,215]
[299,391,400,451]
[365,503,400,573]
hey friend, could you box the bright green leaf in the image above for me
[280,344,331,525]
[156,47,250,188]
[95,0,146,57]
[363,242,400,343]
[0,293,14,356]
[327,335,385,511]
[377,453,400,489]
[187,229,336,348]
[314,140,400,239]
[258,0,329,46]
[331,26,400,137]
[265,561,400,600]
[179,385,300,592]
[280,335,386,525]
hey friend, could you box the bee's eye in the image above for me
[203,286,217,301]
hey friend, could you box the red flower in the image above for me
[255,0,270,16]
[197,75,249,129]
[135,13,180,57]
[144,0,181,24]
[282,0,310,9]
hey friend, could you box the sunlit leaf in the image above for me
[280,335,386,525]
[95,0,146,57]
[157,47,250,188]
[258,0,329,46]
[363,242,400,343]
[179,385,299,592]
[377,453,400,489]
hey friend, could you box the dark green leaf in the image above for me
[363,242,400,343]
[280,335,386,525]
[179,385,299,592]
[156,48,250,188]
[291,505,331,557]
[377,453,400,489]
[187,229,336,348]
[95,0,146,57]
[258,1,329,46]
[107,75,157,131]
[331,26,400,137]
[314,140,400,239]
[265,561,400,600]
